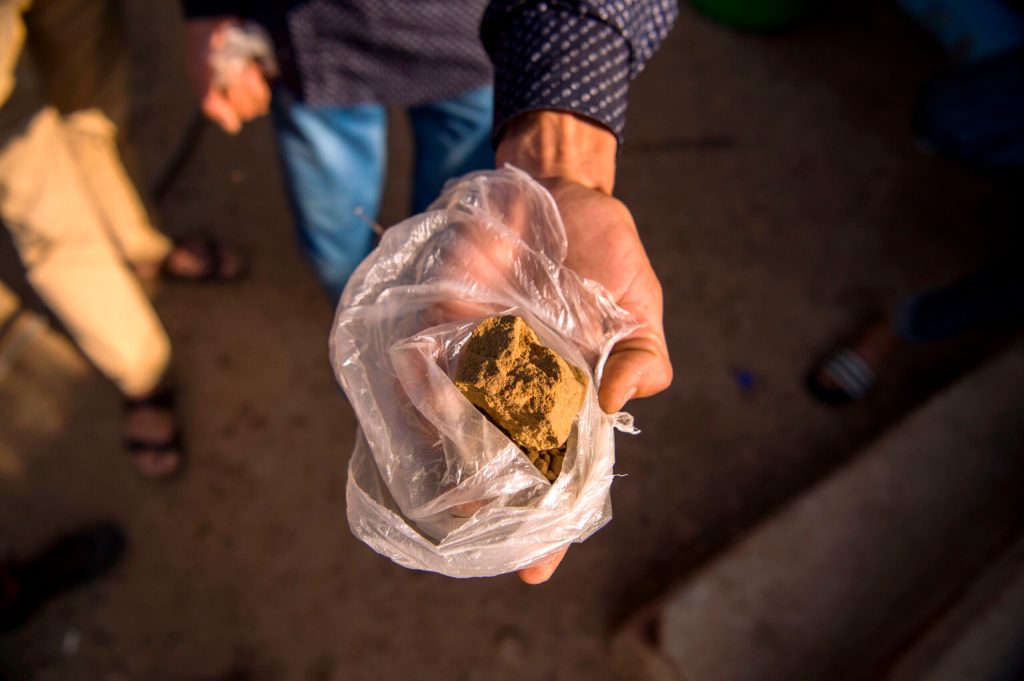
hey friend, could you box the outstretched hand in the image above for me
[496,111,673,583]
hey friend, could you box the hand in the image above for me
[496,111,673,584]
[184,18,271,134]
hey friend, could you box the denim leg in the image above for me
[914,48,1024,176]
[271,88,386,299]
[894,257,1024,343]
[408,86,495,213]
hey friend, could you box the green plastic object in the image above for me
[692,0,813,31]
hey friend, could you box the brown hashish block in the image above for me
[455,315,588,451]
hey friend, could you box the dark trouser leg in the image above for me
[895,255,1024,343]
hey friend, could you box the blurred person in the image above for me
[0,523,124,632]
[0,0,244,479]
[807,37,1024,405]
[185,0,677,582]
[185,3,497,299]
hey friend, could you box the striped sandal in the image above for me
[806,347,877,406]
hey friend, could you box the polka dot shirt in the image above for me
[184,0,678,143]
[482,0,678,142]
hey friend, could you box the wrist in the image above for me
[184,17,238,91]
[495,111,618,195]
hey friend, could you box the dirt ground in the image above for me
[0,2,1001,680]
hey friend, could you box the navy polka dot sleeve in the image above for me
[482,0,678,143]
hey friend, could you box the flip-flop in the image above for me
[124,388,187,481]
[806,346,876,406]
[160,237,246,283]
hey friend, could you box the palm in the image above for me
[547,180,672,413]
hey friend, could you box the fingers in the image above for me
[517,546,568,584]
[224,63,271,121]
[202,90,242,134]
[202,66,270,134]
[245,65,273,114]
[199,62,270,134]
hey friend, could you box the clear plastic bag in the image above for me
[330,166,639,577]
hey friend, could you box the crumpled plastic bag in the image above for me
[209,21,279,87]
[329,166,639,577]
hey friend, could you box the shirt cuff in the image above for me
[181,1,245,19]
[487,5,631,145]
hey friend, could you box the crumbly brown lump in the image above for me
[524,446,567,483]
[455,316,587,467]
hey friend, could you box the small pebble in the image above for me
[61,629,81,656]
[735,368,757,392]
[521,441,570,483]
[493,626,530,668]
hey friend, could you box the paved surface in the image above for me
[891,533,1024,681]
[658,348,1024,681]
[0,2,1007,680]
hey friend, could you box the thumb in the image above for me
[598,337,673,413]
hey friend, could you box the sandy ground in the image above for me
[0,2,1004,679]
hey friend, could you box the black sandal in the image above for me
[159,237,246,283]
[124,388,187,481]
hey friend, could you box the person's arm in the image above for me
[482,0,679,145]
[498,111,673,585]
[482,1,678,584]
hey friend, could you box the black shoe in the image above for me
[0,523,126,633]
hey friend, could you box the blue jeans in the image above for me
[271,86,495,298]
[894,253,1024,343]
[897,0,1024,62]
[914,48,1024,176]
[894,49,1024,343]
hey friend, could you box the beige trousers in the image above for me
[0,0,172,397]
